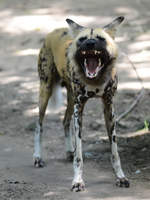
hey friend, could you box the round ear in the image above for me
[103,16,125,39]
[66,18,85,37]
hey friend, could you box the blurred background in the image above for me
[0,0,150,199]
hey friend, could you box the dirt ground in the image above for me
[0,0,150,199]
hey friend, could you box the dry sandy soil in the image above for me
[0,0,150,199]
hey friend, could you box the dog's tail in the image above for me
[48,71,65,113]
[48,83,63,109]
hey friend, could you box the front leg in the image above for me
[71,99,86,192]
[102,93,130,188]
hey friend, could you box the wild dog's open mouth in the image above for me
[80,50,104,79]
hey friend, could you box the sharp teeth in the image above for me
[98,59,101,66]
[84,58,87,66]
[94,50,101,55]
[86,67,89,77]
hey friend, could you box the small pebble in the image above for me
[135,169,141,174]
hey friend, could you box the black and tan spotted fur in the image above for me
[33,16,130,192]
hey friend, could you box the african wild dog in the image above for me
[33,16,130,191]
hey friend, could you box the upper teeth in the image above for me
[94,50,101,55]
[81,50,101,55]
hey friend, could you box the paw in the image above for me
[116,177,130,188]
[34,158,45,168]
[71,182,85,192]
[66,151,74,162]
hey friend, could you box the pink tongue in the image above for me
[86,57,98,73]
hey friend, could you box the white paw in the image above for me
[34,158,45,168]
[71,181,85,192]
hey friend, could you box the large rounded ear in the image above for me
[103,16,124,39]
[66,18,84,37]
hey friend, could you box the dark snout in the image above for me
[81,38,106,51]
[85,39,96,49]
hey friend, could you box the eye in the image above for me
[96,36,106,42]
[78,37,87,43]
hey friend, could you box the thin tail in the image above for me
[48,82,65,113]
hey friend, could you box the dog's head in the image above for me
[66,17,124,80]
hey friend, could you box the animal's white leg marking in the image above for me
[111,128,125,179]
[110,124,129,187]
[71,104,85,191]
[33,122,42,159]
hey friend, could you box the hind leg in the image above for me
[63,88,74,161]
[34,81,52,167]
[33,44,55,167]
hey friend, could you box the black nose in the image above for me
[86,39,96,48]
